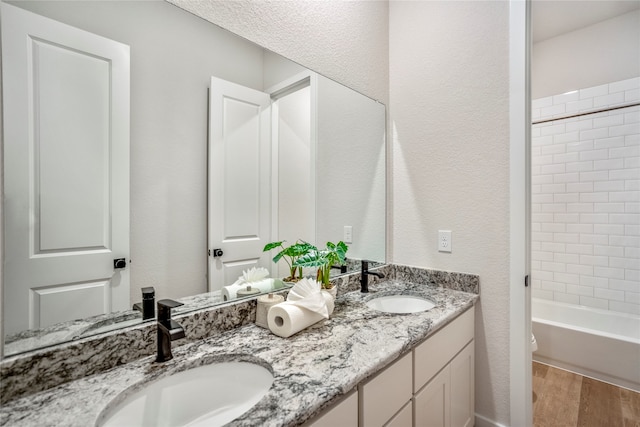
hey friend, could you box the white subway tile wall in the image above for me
[532,77,640,315]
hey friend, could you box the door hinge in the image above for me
[525,275,529,287]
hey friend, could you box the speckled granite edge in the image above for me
[0,263,476,404]
[390,264,480,294]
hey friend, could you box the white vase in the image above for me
[322,285,337,300]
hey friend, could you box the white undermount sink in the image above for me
[366,295,436,314]
[100,361,274,427]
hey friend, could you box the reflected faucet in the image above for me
[133,287,155,320]
[155,299,185,363]
[361,260,385,293]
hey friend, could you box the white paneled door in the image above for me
[208,77,272,291]
[1,4,130,335]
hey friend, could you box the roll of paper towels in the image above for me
[222,278,277,301]
[267,293,334,338]
[222,282,243,301]
[248,278,277,294]
[256,293,285,329]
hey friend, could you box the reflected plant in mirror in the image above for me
[262,241,315,283]
[0,0,386,357]
[294,241,349,290]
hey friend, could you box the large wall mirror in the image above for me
[1,0,386,357]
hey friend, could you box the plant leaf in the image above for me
[263,241,284,252]
[289,242,316,257]
[293,251,327,268]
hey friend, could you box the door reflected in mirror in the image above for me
[1,0,385,357]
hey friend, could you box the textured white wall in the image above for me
[390,1,511,425]
[532,10,640,99]
[166,0,389,105]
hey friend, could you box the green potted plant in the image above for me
[293,241,348,294]
[262,240,315,282]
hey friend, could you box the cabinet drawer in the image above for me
[414,307,474,393]
[360,352,412,427]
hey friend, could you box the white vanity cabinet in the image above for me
[307,390,358,427]
[307,306,475,427]
[413,307,475,427]
[359,352,413,426]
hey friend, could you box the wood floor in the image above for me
[533,362,640,427]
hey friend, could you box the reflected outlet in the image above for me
[344,226,353,243]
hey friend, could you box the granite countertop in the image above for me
[0,279,478,427]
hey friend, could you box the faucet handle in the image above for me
[157,299,184,322]
[142,287,155,299]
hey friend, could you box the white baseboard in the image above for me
[475,412,509,427]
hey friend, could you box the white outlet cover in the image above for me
[438,230,452,253]
[344,226,353,243]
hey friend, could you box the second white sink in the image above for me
[366,295,435,314]
[100,361,273,427]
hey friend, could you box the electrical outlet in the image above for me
[344,226,353,243]
[438,230,452,253]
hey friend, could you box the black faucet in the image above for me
[361,260,385,293]
[331,263,348,274]
[155,299,185,363]
[133,287,155,320]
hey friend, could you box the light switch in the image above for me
[438,230,452,253]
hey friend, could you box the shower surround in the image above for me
[531,76,639,316]
[531,76,639,391]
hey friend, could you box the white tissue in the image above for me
[240,267,269,283]
[286,278,332,318]
[267,278,334,338]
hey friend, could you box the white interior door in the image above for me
[1,4,130,335]
[208,76,271,291]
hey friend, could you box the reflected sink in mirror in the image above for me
[100,361,274,427]
[366,295,436,314]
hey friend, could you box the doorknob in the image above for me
[210,248,223,257]
[114,258,127,269]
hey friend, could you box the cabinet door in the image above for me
[450,342,474,427]
[360,352,413,427]
[414,307,474,393]
[385,400,412,427]
[308,390,358,427]
[414,365,450,427]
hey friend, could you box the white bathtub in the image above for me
[532,298,640,392]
